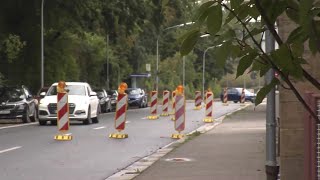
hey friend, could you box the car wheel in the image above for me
[233,101,238,103]
[83,107,92,125]
[39,121,47,126]
[22,107,31,123]
[92,105,100,124]
[51,120,57,125]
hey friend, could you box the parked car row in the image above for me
[219,87,256,103]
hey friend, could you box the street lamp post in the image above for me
[41,0,45,88]
[202,46,215,99]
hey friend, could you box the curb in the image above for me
[105,104,251,180]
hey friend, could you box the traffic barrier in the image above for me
[194,91,202,110]
[240,88,245,105]
[54,81,72,141]
[203,91,214,123]
[148,91,159,120]
[170,90,176,120]
[109,83,129,139]
[222,88,229,106]
[171,85,185,139]
[161,90,170,116]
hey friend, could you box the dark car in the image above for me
[220,87,256,103]
[94,88,112,113]
[125,88,148,108]
[0,85,38,123]
[106,90,118,111]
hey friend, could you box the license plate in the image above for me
[0,110,10,114]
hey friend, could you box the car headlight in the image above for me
[15,103,25,110]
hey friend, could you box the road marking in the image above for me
[0,146,22,154]
[93,126,106,130]
[126,121,131,124]
[64,133,72,136]
[0,122,38,130]
[141,117,147,120]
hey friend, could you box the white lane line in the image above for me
[141,117,147,120]
[0,146,22,154]
[93,126,106,130]
[0,122,38,130]
[64,133,72,136]
[126,121,131,124]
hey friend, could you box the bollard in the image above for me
[203,91,214,123]
[170,90,176,120]
[194,91,202,110]
[171,85,185,139]
[54,81,72,141]
[161,90,170,116]
[148,91,159,120]
[109,82,129,139]
[240,88,245,106]
[222,88,229,106]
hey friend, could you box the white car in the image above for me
[38,82,100,125]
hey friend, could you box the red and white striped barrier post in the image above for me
[203,91,214,123]
[148,91,159,120]
[171,85,185,139]
[222,88,229,106]
[161,90,170,116]
[109,82,128,139]
[240,88,245,105]
[194,90,202,110]
[54,81,72,141]
[170,90,176,120]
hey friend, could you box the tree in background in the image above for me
[180,0,320,119]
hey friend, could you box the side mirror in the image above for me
[40,92,46,97]
[90,92,97,97]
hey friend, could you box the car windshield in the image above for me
[0,87,25,102]
[47,85,86,96]
[125,89,140,95]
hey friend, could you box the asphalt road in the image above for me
[0,102,244,180]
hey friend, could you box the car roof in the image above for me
[51,82,89,86]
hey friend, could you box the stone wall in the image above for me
[278,14,320,180]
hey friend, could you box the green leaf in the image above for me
[271,45,293,72]
[286,8,300,24]
[195,1,216,20]
[244,28,265,40]
[286,0,299,10]
[248,5,260,19]
[207,5,223,36]
[231,0,244,10]
[255,78,279,106]
[286,26,308,43]
[236,53,257,78]
[290,42,304,57]
[309,37,318,55]
[215,41,232,67]
[180,29,200,56]
[224,12,235,25]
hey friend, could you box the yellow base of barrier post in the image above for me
[171,133,185,139]
[147,115,159,120]
[109,133,128,139]
[193,106,202,110]
[171,116,175,121]
[203,117,214,123]
[160,113,170,116]
[54,134,72,141]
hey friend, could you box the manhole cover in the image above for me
[165,158,192,162]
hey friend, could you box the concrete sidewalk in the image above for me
[133,104,267,180]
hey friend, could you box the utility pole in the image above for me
[41,0,45,88]
[265,29,278,180]
[106,35,109,89]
